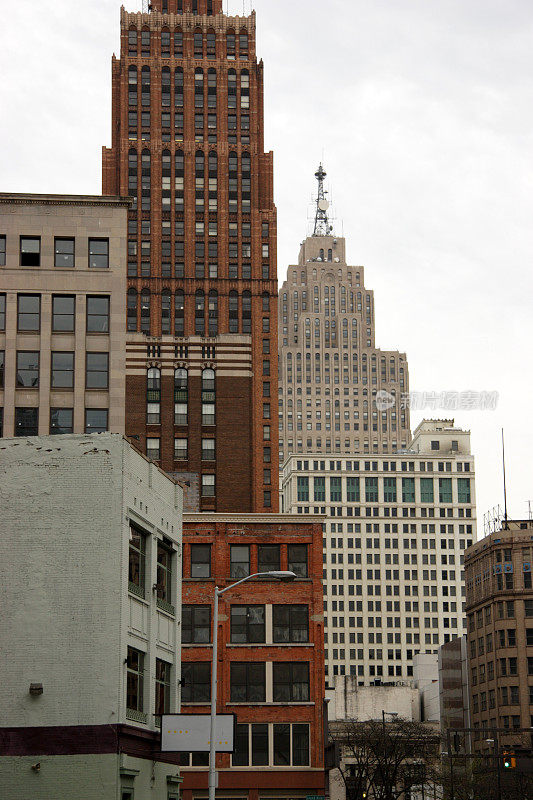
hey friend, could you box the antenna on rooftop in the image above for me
[502,428,509,529]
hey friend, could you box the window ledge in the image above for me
[126,708,148,724]
[128,582,146,601]
[182,643,212,648]
[157,598,176,616]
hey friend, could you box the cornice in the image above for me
[0,194,131,209]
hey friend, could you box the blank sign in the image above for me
[161,714,235,753]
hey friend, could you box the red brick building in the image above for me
[102,0,278,512]
[180,514,326,798]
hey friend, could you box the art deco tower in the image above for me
[278,166,411,463]
[103,0,278,512]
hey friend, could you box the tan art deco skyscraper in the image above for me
[278,165,411,463]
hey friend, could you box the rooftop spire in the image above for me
[312,163,332,237]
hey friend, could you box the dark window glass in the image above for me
[51,352,74,388]
[128,525,145,596]
[181,662,210,703]
[88,238,109,269]
[230,545,250,579]
[15,407,38,437]
[190,544,211,578]
[273,724,290,766]
[0,294,5,330]
[84,408,108,433]
[288,544,308,577]
[17,294,40,331]
[50,407,73,435]
[0,235,5,266]
[156,542,173,606]
[87,296,110,333]
[233,724,249,766]
[273,662,310,702]
[52,295,75,332]
[230,663,265,702]
[54,238,75,268]
[16,351,39,387]
[20,237,40,267]
[273,605,309,643]
[230,605,265,643]
[258,544,280,573]
[251,724,268,766]
[126,647,144,712]
[182,605,211,644]
[155,659,171,716]
[0,350,4,388]
[293,724,310,766]
[86,352,109,389]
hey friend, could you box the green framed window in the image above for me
[420,477,434,503]
[365,476,378,502]
[330,476,342,502]
[402,477,415,503]
[439,478,453,503]
[346,476,360,502]
[313,476,325,502]
[383,477,397,502]
[297,476,309,502]
[457,478,471,503]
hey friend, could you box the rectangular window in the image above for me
[146,437,160,460]
[87,296,110,333]
[51,352,74,388]
[384,477,397,502]
[15,407,38,436]
[314,476,326,501]
[273,662,310,702]
[0,294,5,330]
[346,476,360,502]
[85,408,108,433]
[20,236,40,267]
[330,476,342,501]
[297,476,309,501]
[16,351,39,388]
[156,541,173,608]
[292,724,310,766]
[155,659,171,716]
[201,474,215,497]
[50,407,73,435]
[439,478,453,503]
[54,237,75,268]
[365,476,378,502]
[258,544,280,573]
[201,437,215,461]
[0,350,3,388]
[181,662,210,703]
[402,477,415,503]
[86,352,109,389]
[52,295,75,331]
[190,544,211,578]
[17,294,40,332]
[458,478,471,503]
[89,238,109,268]
[288,544,308,577]
[128,525,146,597]
[174,437,188,460]
[230,662,266,702]
[273,605,309,642]
[0,235,5,265]
[230,545,250,579]
[126,647,144,712]
[182,605,211,644]
[420,477,434,503]
[230,605,265,643]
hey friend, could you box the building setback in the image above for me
[0,193,128,438]
[179,514,326,799]
[278,166,410,463]
[282,420,476,685]
[103,0,278,512]
[0,434,183,800]
[465,519,533,753]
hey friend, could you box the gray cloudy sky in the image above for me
[1,0,532,532]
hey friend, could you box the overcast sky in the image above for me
[1,0,532,533]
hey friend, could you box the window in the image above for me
[0,294,5,330]
[258,544,280,573]
[384,477,397,502]
[182,605,211,644]
[420,477,434,503]
[230,545,250,579]
[439,478,452,503]
[20,237,40,267]
[174,368,188,425]
[156,541,173,608]
[458,478,471,503]
[54,237,75,268]
[273,605,309,642]
[181,662,210,703]
[17,294,40,331]
[86,353,109,389]
[0,235,5,265]
[147,367,161,424]
[52,295,75,332]
[155,659,171,716]
[87,296,110,333]
[297,476,309,502]
[15,407,38,436]
[201,474,215,497]
[128,525,146,597]
[16,351,39,387]
[127,289,137,332]
[202,368,215,425]
[0,350,3,388]
[230,605,265,643]
[314,476,326,502]
[230,663,266,702]
[50,407,73,435]
[347,476,360,502]
[146,437,160,461]
[190,544,211,578]
[275,724,309,766]
[233,723,268,767]
[51,352,74,388]
[88,238,109,268]
[85,408,108,433]
[365,476,378,502]
[273,662,309,702]
[174,437,187,460]
[202,438,215,461]
[331,476,342,501]
[126,647,144,713]
[288,544,308,577]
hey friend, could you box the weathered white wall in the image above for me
[329,675,420,722]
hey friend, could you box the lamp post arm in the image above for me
[216,572,275,596]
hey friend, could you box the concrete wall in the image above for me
[328,675,420,722]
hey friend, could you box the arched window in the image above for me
[175,149,184,214]
[141,27,150,56]
[208,150,217,213]
[240,69,249,109]
[127,288,137,332]
[128,148,138,210]
[175,290,184,336]
[174,368,188,425]
[161,149,171,210]
[228,69,237,109]
[202,369,215,425]
[174,67,183,107]
[228,151,238,213]
[239,30,248,57]
[128,66,138,106]
[194,68,204,109]
[262,292,269,312]
[242,152,251,212]
[207,29,216,59]
[162,67,171,106]
[128,27,138,56]
[194,28,203,57]
[195,290,205,335]
[226,29,236,59]
[161,28,171,57]
[242,290,251,333]
[141,66,150,107]
[140,289,150,334]
[174,28,183,57]
[161,289,171,334]
[229,290,239,333]
[319,249,324,261]
[147,367,161,424]
[141,149,151,212]
[208,290,218,336]
[207,68,217,108]
[195,150,204,213]
[328,249,332,261]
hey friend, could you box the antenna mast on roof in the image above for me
[502,428,509,529]
[313,164,332,237]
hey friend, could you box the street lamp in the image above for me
[208,570,297,800]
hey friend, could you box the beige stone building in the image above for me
[0,194,128,437]
[278,166,410,463]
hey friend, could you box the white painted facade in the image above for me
[0,433,183,800]
[327,676,420,723]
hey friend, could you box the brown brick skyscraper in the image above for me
[103,0,278,512]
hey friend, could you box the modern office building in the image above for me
[0,193,128,438]
[0,434,183,800]
[465,519,533,752]
[103,0,278,512]
[281,420,476,686]
[179,513,326,799]
[278,165,410,463]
